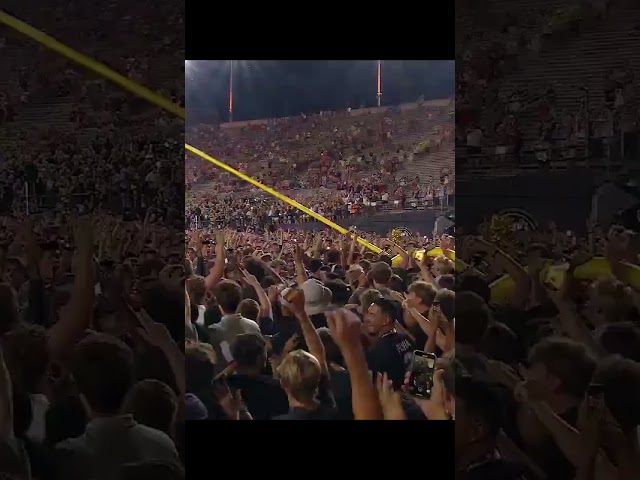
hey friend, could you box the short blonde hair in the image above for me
[277,349,321,404]
[434,255,455,274]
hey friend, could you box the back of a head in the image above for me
[185,342,216,394]
[70,333,135,415]
[455,291,490,346]
[122,379,177,436]
[237,298,260,321]
[231,333,266,370]
[359,288,381,311]
[457,274,491,304]
[213,280,242,314]
[528,337,596,398]
[595,322,640,362]
[324,249,341,265]
[436,274,456,291]
[324,280,351,306]
[593,355,640,432]
[435,288,455,322]
[378,254,393,267]
[434,255,455,275]
[370,261,392,285]
[243,257,267,282]
[276,350,321,404]
[481,322,520,365]
[388,274,405,293]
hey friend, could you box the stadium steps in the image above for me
[492,6,640,143]
[402,143,454,179]
[10,96,74,127]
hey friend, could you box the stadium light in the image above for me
[229,60,234,122]
[377,60,382,107]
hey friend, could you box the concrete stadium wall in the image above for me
[456,171,596,234]
[279,210,438,236]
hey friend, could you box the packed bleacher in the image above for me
[185,101,455,227]
[1,2,185,478]
[457,0,640,174]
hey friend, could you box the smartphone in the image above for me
[407,350,437,398]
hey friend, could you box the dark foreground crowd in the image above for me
[453,218,640,480]
[1,212,186,480]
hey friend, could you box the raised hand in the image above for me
[282,333,299,357]
[326,308,363,354]
[240,268,259,288]
[284,287,306,315]
[404,369,449,420]
[376,372,406,420]
[135,308,176,352]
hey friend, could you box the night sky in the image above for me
[185,60,454,124]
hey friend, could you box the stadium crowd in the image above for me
[1,1,186,479]
[186,102,453,193]
[185,103,454,232]
[185,179,451,231]
[456,0,640,169]
[451,201,640,480]
[184,225,457,422]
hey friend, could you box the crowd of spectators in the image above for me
[185,176,452,231]
[184,226,459,424]
[456,0,640,169]
[452,196,640,479]
[185,103,454,230]
[186,102,453,192]
[1,1,186,478]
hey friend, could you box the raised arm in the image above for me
[288,289,327,375]
[204,230,225,291]
[293,244,308,286]
[327,309,384,420]
[47,217,95,359]
[241,269,272,318]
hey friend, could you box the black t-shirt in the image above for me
[367,331,414,388]
[227,374,289,420]
[274,373,338,420]
[329,368,353,420]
